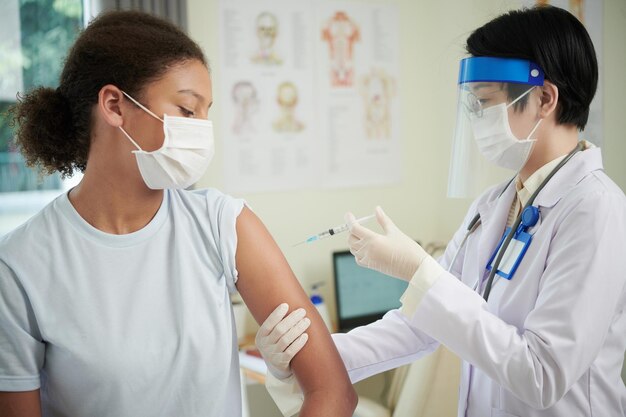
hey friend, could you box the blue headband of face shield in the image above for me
[458,56,545,86]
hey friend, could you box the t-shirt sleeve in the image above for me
[204,190,246,294]
[0,260,45,391]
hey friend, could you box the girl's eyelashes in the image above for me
[178,106,195,117]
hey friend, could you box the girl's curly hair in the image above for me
[9,10,207,177]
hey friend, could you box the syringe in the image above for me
[293,214,376,247]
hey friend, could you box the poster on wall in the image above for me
[521,0,603,146]
[315,3,401,188]
[219,0,401,193]
[219,0,318,193]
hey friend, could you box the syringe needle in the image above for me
[293,213,376,247]
[292,235,320,247]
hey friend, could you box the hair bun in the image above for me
[10,86,78,178]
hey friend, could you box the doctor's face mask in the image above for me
[468,85,541,171]
[118,91,215,190]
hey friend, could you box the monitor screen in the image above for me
[333,250,408,332]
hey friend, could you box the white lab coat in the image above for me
[332,148,626,417]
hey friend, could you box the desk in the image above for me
[239,335,287,417]
[239,334,267,384]
[239,353,267,384]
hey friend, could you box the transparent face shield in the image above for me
[447,57,545,198]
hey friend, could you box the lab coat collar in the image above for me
[476,180,516,230]
[531,147,604,208]
[475,181,516,288]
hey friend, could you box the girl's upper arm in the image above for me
[234,207,353,397]
[0,390,42,417]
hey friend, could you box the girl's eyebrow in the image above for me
[177,89,212,109]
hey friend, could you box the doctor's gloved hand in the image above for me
[256,303,311,380]
[346,206,428,281]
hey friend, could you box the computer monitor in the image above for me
[333,250,408,332]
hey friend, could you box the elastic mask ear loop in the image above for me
[504,86,542,140]
[119,91,165,152]
[121,91,164,122]
[118,126,143,151]
[506,86,535,109]
[525,118,542,140]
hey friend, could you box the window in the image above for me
[0,0,84,234]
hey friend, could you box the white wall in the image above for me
[602,0,626,193]
[188,0,626,333]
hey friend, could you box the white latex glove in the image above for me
[346,206,428,281]
[256,303,311,380]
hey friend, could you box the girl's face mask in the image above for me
[118,91,214,190]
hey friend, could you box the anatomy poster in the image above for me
[219,0,401,193]
[316,3,401,188]
[522,0,604,146]
[220,0,318,192]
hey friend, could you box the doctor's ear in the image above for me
[97,85,127,128]
[538,81,559,119]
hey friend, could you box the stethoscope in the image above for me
[447,141,585,301]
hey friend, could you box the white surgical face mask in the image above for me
[470,87,542,171]
[118,91,214,190]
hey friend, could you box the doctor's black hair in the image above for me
[9,11,207,178]
[465,5,597,131]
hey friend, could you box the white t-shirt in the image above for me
[0,188,245,417]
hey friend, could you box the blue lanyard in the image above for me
[485,205,540,281]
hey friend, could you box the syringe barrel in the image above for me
[331,224,349,235]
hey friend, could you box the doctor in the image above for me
[256,5,626,417]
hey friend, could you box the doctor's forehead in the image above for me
[469,82,502,95]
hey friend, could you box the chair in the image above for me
[353,363,410,417]
[353,345,460,417]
